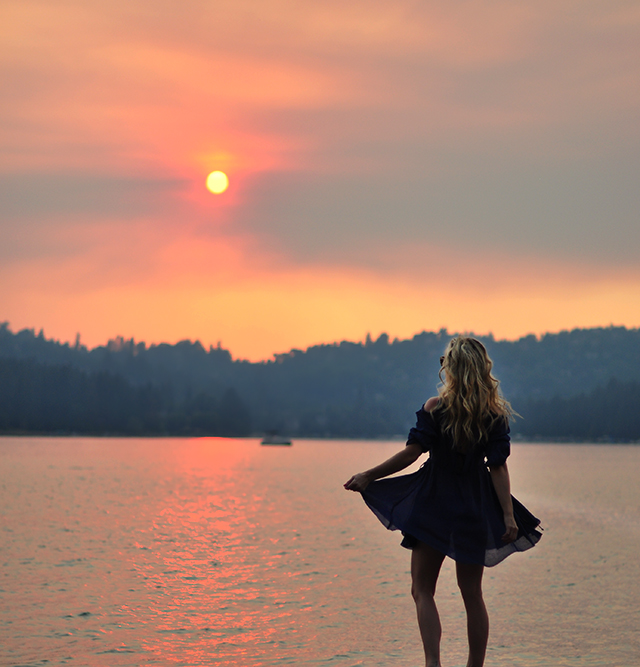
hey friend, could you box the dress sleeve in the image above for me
[485,417,511,467]
[406,408,439,453]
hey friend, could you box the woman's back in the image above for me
[409,404,510,474]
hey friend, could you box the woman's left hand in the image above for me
[502,514,518,543]
[344,472,371,492]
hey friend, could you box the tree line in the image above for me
[0,357,251,436]
[1,322,639,441]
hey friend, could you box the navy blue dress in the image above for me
[361,407,542,567]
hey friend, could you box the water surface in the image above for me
[1,438,639,666]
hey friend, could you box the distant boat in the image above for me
[261,433,292,446]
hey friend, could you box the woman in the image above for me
[344,336,541,667]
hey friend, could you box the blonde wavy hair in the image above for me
[435,336,514,451]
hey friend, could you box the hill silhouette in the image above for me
[1,322,639,440]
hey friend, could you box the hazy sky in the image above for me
[2,0,639,359]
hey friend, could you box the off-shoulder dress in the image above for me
[361,407,542,566]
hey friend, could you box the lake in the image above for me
[1,437,639,666]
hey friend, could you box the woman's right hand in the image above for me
[343,444,421,493]
[344,472,371,492]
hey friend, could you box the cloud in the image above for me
[235,153,640,266]
[0,173,188,221]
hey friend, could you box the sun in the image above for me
[206,171,229,194]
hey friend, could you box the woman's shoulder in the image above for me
[423,396,440,412]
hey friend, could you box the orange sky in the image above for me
[1,1,639,360]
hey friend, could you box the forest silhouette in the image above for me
[1,322,639,441]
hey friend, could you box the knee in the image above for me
[457,579,483,603]
[411,580,436,604]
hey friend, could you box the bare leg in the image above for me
[455,561,488,667]
[411,542,446,667]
